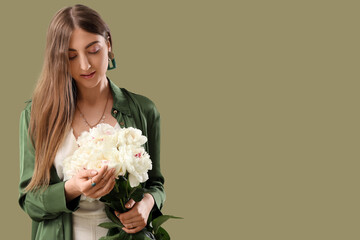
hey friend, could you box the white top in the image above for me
[53,122,121,239]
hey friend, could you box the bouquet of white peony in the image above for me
[63,123,181,240]
[63,123,152,201]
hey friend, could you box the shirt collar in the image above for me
[107,76,132,116]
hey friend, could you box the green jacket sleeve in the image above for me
[135,94,166,219]
[18,103,80,222]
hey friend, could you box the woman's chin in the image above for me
[74,76,104,89]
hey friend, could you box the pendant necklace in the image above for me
[76,91,110,129]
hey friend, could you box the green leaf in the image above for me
[110,200,123,212]
[132,229,156,240]
[99,233,121,240]
[130,187,144,202]
[117,180,129,198]
[152,215,183,234]
[98,222,122,229]
[110,228,133,240]
[107,228,120,237]
[118,229,132,240]
[105,205,124,227]
[154,226,170,240]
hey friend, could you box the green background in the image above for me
[1,0,359,239]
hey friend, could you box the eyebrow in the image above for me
[68,41,100,51]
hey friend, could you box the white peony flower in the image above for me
[117,127,147,147]
[124,146,152,187]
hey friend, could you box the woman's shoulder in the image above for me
[109,78,159,115]
[121,88,160,116]
[19,99,32,127]
[125,90,156,108]
[21,99,32,115]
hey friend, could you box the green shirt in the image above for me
[18,78,166,240]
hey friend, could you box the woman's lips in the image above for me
[81,71,96,79]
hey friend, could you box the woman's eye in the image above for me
[68,48,100,60]
[90,48,100,54]
[69,55,77,60]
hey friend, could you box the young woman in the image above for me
[18,4,165,240]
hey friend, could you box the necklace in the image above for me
[76,91,110,128]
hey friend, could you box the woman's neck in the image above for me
[76,78,110,106]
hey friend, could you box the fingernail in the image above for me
[91,170,97,175]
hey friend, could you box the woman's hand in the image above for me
[65,165,116,201]
[115,193,155,234]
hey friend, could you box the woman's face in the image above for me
[68,27,111,89]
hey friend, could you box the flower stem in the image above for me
[126,180,129,197]
[114,181,119,193]
[119,198,125,212]
[129,188,136,198]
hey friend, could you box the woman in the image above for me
[18,4,165,240]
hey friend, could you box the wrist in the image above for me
[144,193,155,208]
[65,178,81,202]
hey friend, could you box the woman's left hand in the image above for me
[115,193,155,234]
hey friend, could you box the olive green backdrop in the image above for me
[1,0,358,239]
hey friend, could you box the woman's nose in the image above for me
[79,54,91,71]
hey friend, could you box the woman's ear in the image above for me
[106,38,111,52]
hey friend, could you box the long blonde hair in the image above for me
[26,4,113,192]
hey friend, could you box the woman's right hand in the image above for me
[65,165,117,202]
